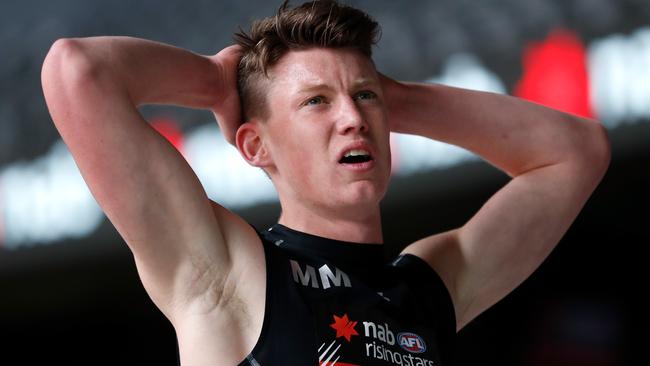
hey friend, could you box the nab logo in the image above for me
[397,332,427,353]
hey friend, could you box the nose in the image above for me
[335,96,369,135]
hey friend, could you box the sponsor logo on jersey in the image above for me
[397,332,427,353]
[363,321,396,345]
[330,313,359,342]
[319,313,436,365]
[318,313,361,366]
[361,320,436,365]
[290,259,352,289]
[318,338,361,366]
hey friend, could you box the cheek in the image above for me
[267,115,334,186]
[288,149,312,178]
[277,134,322,180]
[288,144,336,197]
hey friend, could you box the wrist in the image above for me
[379,73,411,133]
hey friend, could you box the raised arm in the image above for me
[380,74,611,331]
[41,37,259,321]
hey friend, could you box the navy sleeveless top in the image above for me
[238,224,456,366]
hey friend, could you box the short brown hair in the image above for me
[234,0,381,121]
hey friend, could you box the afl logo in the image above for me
[397,332,427,353]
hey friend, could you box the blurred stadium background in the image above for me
[0,0,648,364]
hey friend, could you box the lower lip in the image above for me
[339,159,375,172]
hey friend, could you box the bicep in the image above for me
[403,159,606,330]
[42,43,231,310]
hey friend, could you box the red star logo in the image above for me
[329,313,359,342]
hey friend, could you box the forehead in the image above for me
[267,47,378,97]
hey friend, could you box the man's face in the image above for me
[261,47,391,214]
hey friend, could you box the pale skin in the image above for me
[42,36,610,365]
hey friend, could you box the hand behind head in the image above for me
[210,45,243,145]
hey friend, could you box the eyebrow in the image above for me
[295,78,377,94]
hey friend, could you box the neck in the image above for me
[278,201,383,244]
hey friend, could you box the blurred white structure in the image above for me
[2,29,649,249]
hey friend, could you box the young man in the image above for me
[41,1,610,365]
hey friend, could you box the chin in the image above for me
[338,181,386,208]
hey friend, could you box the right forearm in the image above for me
[45,36,220,108]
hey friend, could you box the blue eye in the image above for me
[356,91,377,100]
[305,96,324,105]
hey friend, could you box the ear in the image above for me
[235,121,272,168]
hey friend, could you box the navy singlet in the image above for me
[238,224,456,366]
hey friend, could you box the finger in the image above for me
[217,45,243,64]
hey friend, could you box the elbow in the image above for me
[570,118,612,180]
[42,38,106,130]
[42,38,102,95]
[586,119,612,175]
[43,38,83,79]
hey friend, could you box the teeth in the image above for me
[344,149,370,158]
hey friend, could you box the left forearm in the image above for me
[381,75,609,177]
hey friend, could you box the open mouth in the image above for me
[338,149,374,164]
